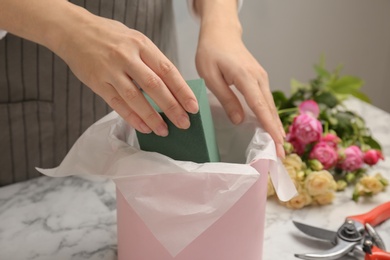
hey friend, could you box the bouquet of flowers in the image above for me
[268,59,388,209]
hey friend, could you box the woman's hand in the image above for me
[55,7,199,136]
[194,0,286,157]
[0,0,199,136]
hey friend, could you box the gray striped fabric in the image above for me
[0,0,178,186]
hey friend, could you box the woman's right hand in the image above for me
[51,5,199,136]
[0,0,198,136]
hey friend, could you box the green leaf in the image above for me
[310,78,325,93]
[348,90,371,103]
[333,64,344,76]
[272,91,288,108]
[328,76,364,94]
[291,79,309,94]
[314,92,339,108]
[352,192,360,202]
[284,89,305,108]
[333,93,350,102]
[327,75,369,103]
[328,116,338,126]
[333,111,354,135]
[380,178,389,187]
[314,64,330,79]
[314,55,327,74]
[363,136,382,151]
[353,116,366,129]
[379,179,389,187]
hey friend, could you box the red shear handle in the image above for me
[348,201,390,227]
[365,246,390,260]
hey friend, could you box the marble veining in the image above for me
[1,99,390,260]
[0,176,117,260]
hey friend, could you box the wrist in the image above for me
[42,3,94,58]
[0,0,87,53]
[195,0,243,40]
[199,20,242,42]
[194,0,239,18]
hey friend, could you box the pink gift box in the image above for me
[37,90,296,260]
[116,164,268,260]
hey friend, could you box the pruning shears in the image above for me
[293,201,390,260]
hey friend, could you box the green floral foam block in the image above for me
[136,79,220,163]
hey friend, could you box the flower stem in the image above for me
[324,121,329,134]
[278,107,298,115]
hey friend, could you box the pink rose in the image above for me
[363,150,384,166]
[286,125,306,155]
[298,100,320,118]
[320,133,341,150]
[340,146,363,171]
[310,142,338,169]
[286,135,306,155]
[290,114,323,145]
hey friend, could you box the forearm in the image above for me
[193,0,242,37]
[0,0,91,55]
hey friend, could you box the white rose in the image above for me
[305,170,336,196]
[283,154,303,171]
[359,176,384,195]
[313,192,335,205]
[283,190,312,209]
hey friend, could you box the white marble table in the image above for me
[1,99,389,260]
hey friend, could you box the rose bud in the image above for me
[298,100,320,118]
[363,149,384,166]
[308,159,324,171]
[283,142,294,155]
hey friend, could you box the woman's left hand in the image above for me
[195,13,286,158]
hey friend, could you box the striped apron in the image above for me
[0,0,178,186]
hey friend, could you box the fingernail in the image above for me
[230,111,243,125]
[155,124,168,137]
[139,122,152,134]
[277,143,286,159]
[177,115,190,129]
[186,99,199,114]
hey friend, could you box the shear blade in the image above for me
[365,223,386,251]
[293,221,338,244]
[295,238,357,260]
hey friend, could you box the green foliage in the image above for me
[363,136,382,150]
[274,57,381,151]
[273,58,387,202]
[315,92,339,108]
[272,91,287,108]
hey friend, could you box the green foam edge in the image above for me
[136,79,220,163]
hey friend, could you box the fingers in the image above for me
[109,43,199,134]
[234,72,286,158]
[64,20,197,136]
[202,67,244,125]
[140,43,199,114]
[126,58,192,131]
[100,77,170,137]
[257,72,286,138]
[104,39,199,136]
[98,82,155,134]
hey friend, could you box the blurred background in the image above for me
[173,0,390,112]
